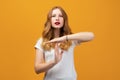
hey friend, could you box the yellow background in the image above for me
[0,0,120,80]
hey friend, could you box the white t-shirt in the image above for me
[34,38,80,80]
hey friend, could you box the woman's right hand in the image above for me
[53,43,64,64]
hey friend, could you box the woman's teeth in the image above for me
[55,22,60,25]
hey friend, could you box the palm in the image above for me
[54,43,63,64]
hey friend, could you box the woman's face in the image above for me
[51,8,64,29]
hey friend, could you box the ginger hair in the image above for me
[42,6,73,51]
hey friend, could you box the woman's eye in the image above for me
[51,14,63,17]
[59,15,63,17]
[52,15,55,17]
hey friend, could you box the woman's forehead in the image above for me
[52,8,62,15]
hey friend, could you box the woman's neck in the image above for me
[54,28,60,38]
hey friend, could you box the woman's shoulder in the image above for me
[34,37,44,51]
[36,37,43,42]
[34,37,43,46]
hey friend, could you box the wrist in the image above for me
[50,60,56,66]
[66,35,68,41]
[62,36,67,41]
[63,35,68,41]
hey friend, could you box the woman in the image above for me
[34,6,94,80]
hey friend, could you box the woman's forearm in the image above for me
[35,60,55,74]
[46,32,94,43]
[65,32,94,42]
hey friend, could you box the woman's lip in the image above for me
[55,22,60,25]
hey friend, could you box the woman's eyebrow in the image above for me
[52,14,56,15]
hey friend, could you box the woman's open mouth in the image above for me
[55,22,60,25]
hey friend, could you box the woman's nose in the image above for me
[56,16,59,21]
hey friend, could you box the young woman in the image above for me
[34,6,94,80]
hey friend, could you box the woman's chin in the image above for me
[52,26,63,29]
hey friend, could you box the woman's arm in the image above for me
[45,32,94,43]
[34,43,63,74]
[66,32,94,42]
[34,49,55,74]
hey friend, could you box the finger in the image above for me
[44,41,52,44]
[48,38,61,43]
[60,50,64,55]
[44,41,55,45]
[55,43,59,50]
[55,43,59,54]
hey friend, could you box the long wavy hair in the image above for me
[42,6,73,51]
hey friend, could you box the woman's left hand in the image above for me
[45,36,66,44]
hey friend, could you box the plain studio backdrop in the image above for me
[0,0,120,80]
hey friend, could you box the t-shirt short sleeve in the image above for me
[34,38,44,52]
